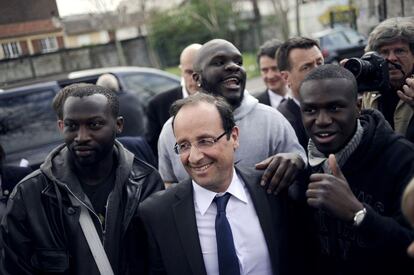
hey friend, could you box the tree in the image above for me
[148,0,243,67]
[268,0,291,40]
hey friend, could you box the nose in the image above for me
[386,51,399,62]
[315,111,332,126]
[225,61,240,71]
[188,145,204,164]
[75,126,91,143]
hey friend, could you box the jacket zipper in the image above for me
[63,185,105,237]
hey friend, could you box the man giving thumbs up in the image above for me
[298,64,414,275]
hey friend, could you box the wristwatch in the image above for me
[353,207,367,227]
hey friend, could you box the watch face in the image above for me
[354,208,366,226]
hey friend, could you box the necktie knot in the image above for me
[214,193,231,213]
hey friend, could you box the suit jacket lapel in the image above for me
[172,180,207,275]
[236,166,282,275]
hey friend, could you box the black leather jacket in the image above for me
[0,141,164,275]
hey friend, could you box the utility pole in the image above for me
[296,0,301,36]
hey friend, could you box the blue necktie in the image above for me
[214,193,240,275]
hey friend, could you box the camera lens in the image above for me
[344,58,374,79]
[344,58,363,78]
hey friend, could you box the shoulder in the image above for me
[246,101,292,128]
[140,181,191,213]
[8,169,47,200]
[255,91,268,101]
[131,156,160,177]
[149,86,182,105]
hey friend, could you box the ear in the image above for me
[192,72,201,88]
[57,120,64,132]
[116,116,124,134]
[280,71,290,86]
[357,96,362,114]
[231,126,240,150]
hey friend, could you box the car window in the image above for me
[342,29,365,44]
[120,73,180,106]
[321,32,350,49]
[0,89,61,156]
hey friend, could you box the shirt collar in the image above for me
[192,168,248,215]
[181,78,189,98]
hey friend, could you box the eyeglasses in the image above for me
[378,48,411,58]
[174,131,227,155]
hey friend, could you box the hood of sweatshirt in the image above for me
[233,90,259,122]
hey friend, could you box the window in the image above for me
[0,88,62,167]
[121,73,180,107]
[39,37,58,53]
[1,42,22,58]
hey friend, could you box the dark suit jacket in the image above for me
[278,98,309,152]
[256,90,271,106]
[139,166,296,275]
[118,90,146,137]
[145,86,182,156]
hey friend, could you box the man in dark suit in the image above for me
[96,73,146,137]
[140,93,301,275]
[255,39,289,109]
[145,43,202,155]
[276,37,324,151]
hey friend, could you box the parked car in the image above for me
[0,67,180,168]
[67,67,181,108]
[312,27,367,63]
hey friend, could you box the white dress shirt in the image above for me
[267,89,287,109]
[192,169,273,275]
[181,78,189,98]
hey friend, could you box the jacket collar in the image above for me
[172,165,282,275]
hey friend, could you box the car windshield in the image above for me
[343,29,364,44]
[0,89,61,156]
[120,72,180,106]
[321,32,350,49]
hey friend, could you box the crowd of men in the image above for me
[1,16,414,275]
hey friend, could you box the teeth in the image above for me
[193,164,211,171]
[318,133,331,137]
[224,78,239,84]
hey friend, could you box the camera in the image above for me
[344,51,390,92]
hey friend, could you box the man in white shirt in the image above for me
[139,93,298,275]
[255,39,289,109]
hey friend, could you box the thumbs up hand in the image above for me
[306,154,364,222]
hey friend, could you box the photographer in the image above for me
[361,17,414,142]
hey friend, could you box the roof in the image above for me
[0,18,62,39]
[61,12,145,35]
[67,66,179,80]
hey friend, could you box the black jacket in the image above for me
[308,109,414,275]
[145,86,182,156]
[255,89,271,106]
[139,166,309,275]
[278,98,308,151]
[0,141,164,275]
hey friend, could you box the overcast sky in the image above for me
[56,0,121,17]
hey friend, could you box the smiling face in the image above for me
[259,55,286,95]
[300,78,359,155]
[284,46,324,99]
[195,40,246,108]
[173,102,239,192]
[58,94,123,167]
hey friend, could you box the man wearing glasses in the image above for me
[139,92,305,275]
[362,17,414,142]
[158,39,306,193]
